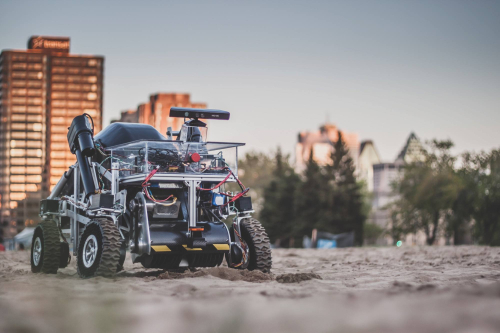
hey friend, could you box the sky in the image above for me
[1,0,499,162]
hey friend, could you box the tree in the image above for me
[294,148,328,244]
[392,140,462,245]
[468,150,500,246]
[236,151,275,216]
[259,148,301,247]
[323,131,367,246]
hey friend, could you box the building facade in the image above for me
[0,36,104,238]
[113,93,206,135]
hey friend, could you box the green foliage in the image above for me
[364,223,384,245]
[258,131,368,247]
[391,140,500,246]
[391,140,462,245]
[323,132,367,245]
[259,148,301,246]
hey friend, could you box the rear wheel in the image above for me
[77,219,121,278]
[31,220,61,274]
[230,218,272,273]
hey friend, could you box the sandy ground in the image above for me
[1,246,500,333]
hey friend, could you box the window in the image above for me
[83,109,97,117]
[68,84,82,90]
[82,101,96,108]
[31,123,43,132]
[51,142,67,150]
[52,75,66,82]
[11,115,26,122]
[27,81,42,88]
[51,135,67,142]
[27,72,43,79]
[27,132,42,140]
[27,158,42,165]
[67,101,81,108]
[87,76,97,83]
[88,59,98,66]
[11,158,26,165]
[67,68,80,74]
[68,109,82,116]
[27,167,42,174]
[10,148,26,156]
[51,117,65,124]
[52,83,66,90]
[51,92,66,99]
[67,92,80,99]
[12,72,26,79]
[27,175,42,182]
[27,89,42,96]
[12,63,27,70]
[87,92,97,100]
[50,151,66,158]
[27,115,43,122]
[12,89,27,96]
[52,67,65,74]
[12,97,26,104]
[51,109,66,116]
[28,63,42,70]
[27,106,42,113]
[82,68,97,74]
[27,97,42,105]
[52,58,66,65]
[10,193,26,201]
[67,76,81,83]
[27,55,42,61]
[12,55,27,61]
[52,100,66,107]
[51,125,67,133]
[10,175,25,183]
[12,81,26,88]
[11,132,26,139]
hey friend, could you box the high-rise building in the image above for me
[0,36,104,238]
[113,93,206,135]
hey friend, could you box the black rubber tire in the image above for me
[234,218,272,273]
[31,220,61,274]
[77,219,121,278]
[117,240,127,272]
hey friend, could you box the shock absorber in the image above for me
[67,114,96,197]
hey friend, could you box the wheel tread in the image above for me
[241,218,272,272]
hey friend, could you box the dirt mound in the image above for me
[156,267,273,283]
[275,273,322,283]
[204,267,273,282]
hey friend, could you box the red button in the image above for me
[190,153,201,162]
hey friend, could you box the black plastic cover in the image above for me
[170,107,230,120]
[94,122,166,148]
[67,115,94,155]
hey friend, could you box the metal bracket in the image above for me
[184,180,201,228]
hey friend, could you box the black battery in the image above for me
[234,196,252,212]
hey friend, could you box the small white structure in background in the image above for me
[358,141,381,191]
[14,227,35,249]
[371,133,426,244]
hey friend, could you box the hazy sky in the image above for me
[1,0,499,161]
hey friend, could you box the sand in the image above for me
[1,246,500,333]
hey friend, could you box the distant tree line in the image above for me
[390,140,500,246]
[237,132,368,247]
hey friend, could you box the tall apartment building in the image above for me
[0,36,104,238]
[114,93,206,135]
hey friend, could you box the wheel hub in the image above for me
[33,237,42,266]
[83,235,98,268]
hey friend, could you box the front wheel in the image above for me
[31,220,61,274]
[229,218,272,273]
[77,219,122,278]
